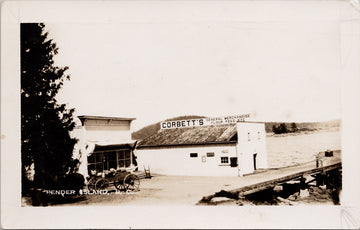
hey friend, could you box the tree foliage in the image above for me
[272,122,300,134]
[291,122,298,132]
[21,23,78,192]
[272,123,288,134]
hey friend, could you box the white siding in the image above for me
[236,122,267,175]
[136,144,239,176]
[83,119,132,142]
[71,117,134,179]
[84,127,132,142]
[136,122,268,177]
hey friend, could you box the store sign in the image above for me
[160,113,251,129]
[206,114,251,125]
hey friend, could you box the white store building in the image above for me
[72,115,137,179]
[136,122,267,176]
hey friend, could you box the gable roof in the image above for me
[137,124,238,148]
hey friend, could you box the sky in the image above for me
[45,4,342,131]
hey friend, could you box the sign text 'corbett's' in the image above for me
[160,114,251,129]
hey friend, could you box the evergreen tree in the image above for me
[21,23,78,193]
[279,123,288,133]
[291,122,298,132]
[272,123,289,134]
[272,124,278,134]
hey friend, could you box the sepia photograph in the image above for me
[1,0,360,228]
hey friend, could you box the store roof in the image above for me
[78,115,136,125]
[137,124,238,148]
[83,140,138,156]
[78,115,136,120]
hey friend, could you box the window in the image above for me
[248,132,251,141]
[190,153,198,158]
[220,156,229,164]
[106,151,117,170]
[88,149,132,173]
[117,150,131,169]
[88,152,104,173]
[207,152,215,157]
[258,131,261,140]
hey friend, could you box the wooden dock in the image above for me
[200,150,342,202]
[235,162,341,197]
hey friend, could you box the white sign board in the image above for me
[160,114,251,129]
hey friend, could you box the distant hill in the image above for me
[264,119,341,133]
[132,115,205,140]
[132,116,341,140]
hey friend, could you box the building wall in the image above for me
[70,126,88,178]
[136,144,239,176]
[83,119,132,142]
[72,118,134,179]
[236,122,267,175]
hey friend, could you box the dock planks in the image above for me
[201,150,341,201]
[235,162,341,196]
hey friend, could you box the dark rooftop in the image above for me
[137,124,238,148]
[78,115,136,121]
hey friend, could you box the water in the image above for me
[266,130,341,168]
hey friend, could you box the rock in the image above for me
[236,200,244,206]
[273,185,283,192]
[319,185,327,190]
[300,189,310,198]
[212,197,232,202]
[288,193,298,201]
[277,196,297,206]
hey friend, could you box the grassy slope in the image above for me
[132,116,340,140]
[132,115,205,140]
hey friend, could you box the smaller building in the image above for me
[73,115,137,179]
[135,122,267,176]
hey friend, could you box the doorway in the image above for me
[253,153,257,170]
[230,157,238,167]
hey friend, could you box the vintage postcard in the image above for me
[1,0,360,228]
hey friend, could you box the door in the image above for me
[253,153,257,170]
[230,157,238,167]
